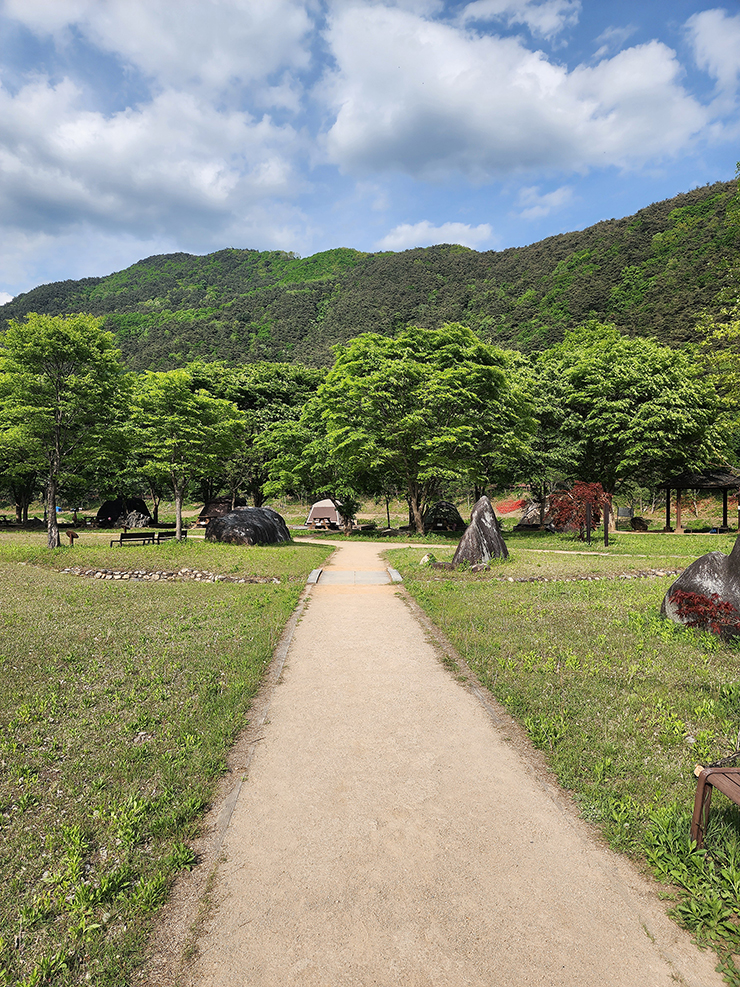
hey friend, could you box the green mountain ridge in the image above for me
[2,180,737,368]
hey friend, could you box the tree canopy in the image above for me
[534,322,723,493]
[0,312,126,547]
[266,323,531,533]
[131,370,246,538]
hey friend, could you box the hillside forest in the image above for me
[1,175,740,547]
[1,180,738,369]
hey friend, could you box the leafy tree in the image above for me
[549,482,609,540]
[0,313,126,547]
[0,424,41,523]
[267,323,529,534]
[537,322,723,494]
[132,370,246,538]
[187,361,325,506]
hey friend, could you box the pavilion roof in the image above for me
[657,469,740,490]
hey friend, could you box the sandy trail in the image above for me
[184,541,720,987]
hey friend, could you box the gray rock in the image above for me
[205,507,291,546]
[452,496,508,565]
[661,535,740,636]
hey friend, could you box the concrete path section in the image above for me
[186,542,721,987]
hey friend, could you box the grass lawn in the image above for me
[387,534,740,982]
[0,533,332,987]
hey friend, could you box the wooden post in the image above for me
[604,500,609,547]
[676,489,683,533]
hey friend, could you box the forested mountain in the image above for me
[2,180,737,369]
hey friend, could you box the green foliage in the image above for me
[131,370,246,535]
[2,182,737,367]
[533,322,722,491]
[0,313,127,547]
[265,323,531,532]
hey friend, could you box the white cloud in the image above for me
[3,0,314,100]
[0,75,305,241]
[592,23,638,59]
[375,220,493,250]
[321,6,709,181]
[460,0,581,39]
[0,292,14,305]
[516,184,573,219]
[687,8,740,94]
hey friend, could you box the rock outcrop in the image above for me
[452,496,508,565]
[205,507,291,546]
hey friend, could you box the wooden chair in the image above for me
[691,753,740,847]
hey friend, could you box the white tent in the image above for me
[305,498,341,526]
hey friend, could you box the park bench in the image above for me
[156,530,186,543]
[691,753,740,847]
[110,531,155,547]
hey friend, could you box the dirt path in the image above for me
[181,541,720,986]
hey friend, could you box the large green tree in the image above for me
[267,323,529,533]
[0,313,126,548]
[187,361,325,506]
[132,370,246,538]
[535,322,723,494]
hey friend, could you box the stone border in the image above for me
[59,565,280,584]
[423,563,683,583]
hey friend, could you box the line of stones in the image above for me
[493,568,683,583]
[60,566,280,584]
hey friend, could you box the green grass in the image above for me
[0,537,331,987]
[387,540,740,980]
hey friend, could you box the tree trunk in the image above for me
[148,484,160,524]
[474,484,487,502]
[408,487,425,535]
[174,482,185,540]
[46,475,60,549]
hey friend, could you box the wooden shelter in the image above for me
[657,470,740,532]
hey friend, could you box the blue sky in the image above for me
[0,0,738,302]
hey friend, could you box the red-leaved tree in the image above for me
[549,482,610,540]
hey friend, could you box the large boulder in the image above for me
[661,535,740,636]
[205,507,291,546]
[452,496,508,565]
[423,501,465,533]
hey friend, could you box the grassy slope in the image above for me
[1,181,736,367]
[0,536,332,987]
[387,533,740,980]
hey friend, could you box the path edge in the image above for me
[140,578,319,987]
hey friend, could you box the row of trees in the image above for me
[0,310,735,549]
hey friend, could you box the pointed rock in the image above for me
[452,496,508,565]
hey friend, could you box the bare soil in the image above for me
[144,542,722,987]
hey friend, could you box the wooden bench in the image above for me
[110,531,155,547]
[156,530,186,543]
[691,757,740,847]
